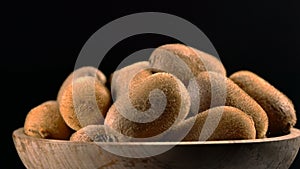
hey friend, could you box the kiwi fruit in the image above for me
[59,76,111,131]
[229,70,297,137]
[104,71,191,139]
[149,43,226,87]
[110,61,150,100]
[189,46,227,76]
[165,106,256,141]
[70,125,120,142]
[24,100,72,140]
[193,71,268,139]
[149,43,227,120]
[57,66,107,103]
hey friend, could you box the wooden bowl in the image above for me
[13,127,300,169]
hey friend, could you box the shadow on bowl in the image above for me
[13,127,300,169]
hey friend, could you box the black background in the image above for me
[2,1,300,168]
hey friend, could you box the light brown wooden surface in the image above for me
[13,127,300,169]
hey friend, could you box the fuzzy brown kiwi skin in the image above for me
[104,72,191,139]
[188,46,226,76]
[70,125,120,142]
[59,76,112,131]
[110,61,150,100]
[24,100,72,140]
[166,106,256,141]
[57,66,107,104]
[194,71,268,139]
[149,43,226,86]
[229,70,297,137]
[69,125,101,142]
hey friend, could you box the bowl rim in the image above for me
[13,127,300,146]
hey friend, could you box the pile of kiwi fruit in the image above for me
[23,43,297,142]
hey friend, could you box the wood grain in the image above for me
[13,127,300,169]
